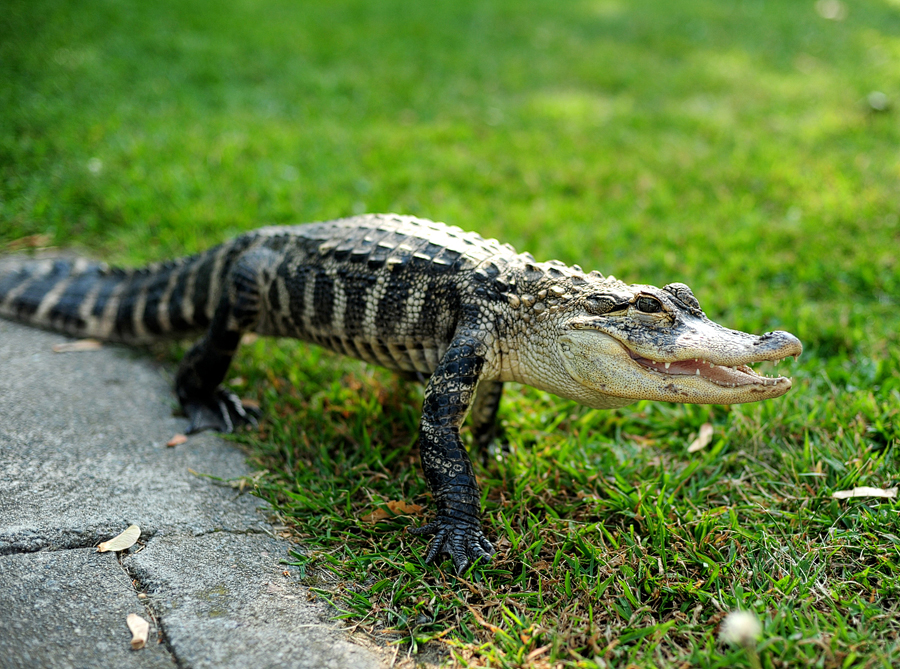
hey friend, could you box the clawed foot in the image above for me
[410,516,495,574]
[182,388,261,434]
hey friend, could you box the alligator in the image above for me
[0,214,802,572]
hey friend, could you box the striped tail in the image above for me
[0,249,232,344]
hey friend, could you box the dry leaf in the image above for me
[526,645,551,662]
[126,613,150,650]
[832,486,898,500]
[52,339,102,353]
[166,433,188,447]
[687,423,714,453]
[98,525,141,552]
[361,500,424,523]
[6,234,52,250]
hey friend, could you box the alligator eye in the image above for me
[635,296,662,313]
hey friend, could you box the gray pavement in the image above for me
[0,319,391,668]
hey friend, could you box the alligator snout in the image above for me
[753,330,802,359]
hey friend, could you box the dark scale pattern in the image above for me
[88,269,120,319]
[166,262,195,331]
[141,269,178,335]
[311,269,335,331]
[417,277,461,342]
[281,261,309,336]
[340,271,377,338]
[47,267,103,332]
[374,271,409,337]
[189,252,218,321]
[113,276,139,339]
[12,259,72,318]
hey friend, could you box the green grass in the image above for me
[3,0,900,666]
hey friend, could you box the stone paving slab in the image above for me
[0,319,389,669]
[0,319,266,555]
[126,532,382,669]
[0,548,176,669]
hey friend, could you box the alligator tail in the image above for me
[0,245,240,344]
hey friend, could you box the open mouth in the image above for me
[626,350,795,388]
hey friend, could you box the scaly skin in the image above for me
[0,214,802,573]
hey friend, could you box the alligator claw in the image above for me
[410,518,495,574]
[183,388,261,434]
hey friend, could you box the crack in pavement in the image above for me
[116,552,187,669]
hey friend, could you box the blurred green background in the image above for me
[2,0,899,666]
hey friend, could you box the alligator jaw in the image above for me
[625,350,795,390]
[556,324,802,407]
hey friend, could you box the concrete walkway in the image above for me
[0,319,392,668]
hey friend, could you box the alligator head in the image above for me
[508,264,802,409]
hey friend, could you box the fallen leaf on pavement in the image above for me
[52,339,102,353]
[166,434,188,447]
[98,525,141,553]
[126,613,150,650]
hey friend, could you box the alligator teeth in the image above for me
[696,369,700,375]
[664,362,671,370]
[709,362,715,368]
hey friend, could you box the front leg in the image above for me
[409,334,495,573]
[470,380,505,452]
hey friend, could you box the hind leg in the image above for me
[175,248,273,433]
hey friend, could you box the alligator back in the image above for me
[0,215,519,353]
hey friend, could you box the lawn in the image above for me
[2,0,899,666]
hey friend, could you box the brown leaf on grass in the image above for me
[126,613,150,650]
[466,605,502,633]
[98,525,141,553]
[623,432,656,446]
[832,486,898,500]
[6,234,52,250]
[525,645,551,662]
[166,434,188,448]
[52,339,102,353]
[361,500,424,523]
[687,423,714,453]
